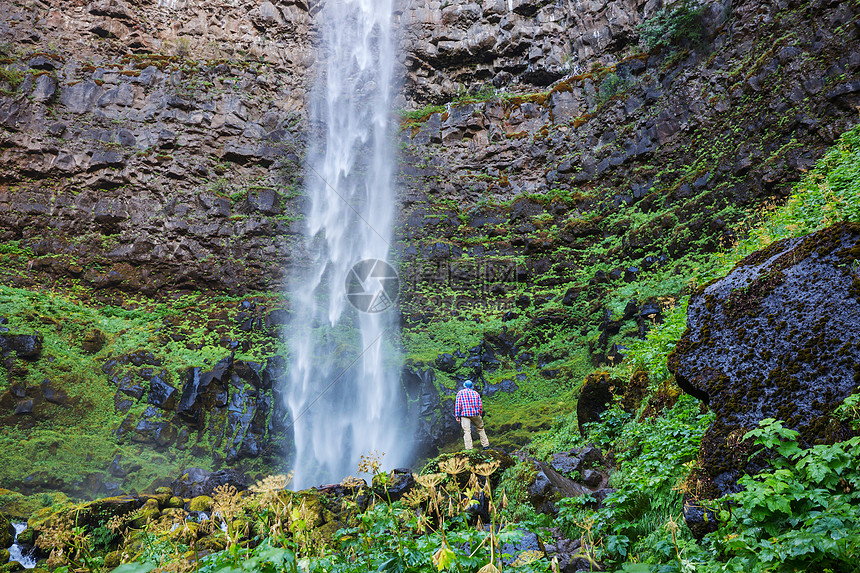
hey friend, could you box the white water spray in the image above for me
[285,0,407,489]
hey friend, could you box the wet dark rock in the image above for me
[622,299,639,321]
[170,467,250,498]
[147,376,178,410]
[607,343,626,366]
[581,469,602,487]
[562,287,579,306]
[683,495,719,539]
[639,300,662,320]
[404,365,459,457]
[434,353,456,372]
[116,377,144,400]
[484,330,518,358]
[108,455,128,478]
[669,222,860,497]
[373,468,415,502]
[550,451,582,475]
[233,361,263,388]
[40,380,68,404]
[262,355,286,389]
[265,309,289,335]
[528,461,591,515]
[177,356,233,422]
[14,399,34,414]
[0,333,42,357]
[591,487,616,507]
[114,396,134,414]
[500,530,544,567]
[576,372,613,436]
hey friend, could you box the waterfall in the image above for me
[285,0,408,489]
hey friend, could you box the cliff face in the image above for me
[0,0,313,297]
[397,0,669,106]
[0,0,858,495]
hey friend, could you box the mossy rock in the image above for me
[669,222,860,497]
[0,560,23,573]
[187,495,213,512]
[131,498,160,528]
[197,534,227,552]
[104,551,123,570]
[16,527,34,546]
[144,492,172,508]
[81,328,105,353]
[0,512,12,548]
[0,549,9,563]
[166,496,184,509]
[27,506,56,530]
[83,495,142,526]
[311,520,343,547]
[168,520,200,544]
[291,492,324,528]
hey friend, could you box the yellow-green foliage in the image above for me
[0,285,286,495]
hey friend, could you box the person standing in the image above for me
[455,380,490,450]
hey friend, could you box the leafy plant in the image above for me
[709,418,860,572]
[595,72,632,106]
[557,395,713,568]
[638,0,705,52]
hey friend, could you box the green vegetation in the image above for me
[513,123,860,571]
[595,72,633,107]
[637,0,706,52]
[29,454,550,573]
[709,416,860,571]
[0,285,287,494]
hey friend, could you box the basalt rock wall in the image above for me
[396,0,740,107]
[0,0,315,298]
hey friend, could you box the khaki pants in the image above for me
[460,416,490,450]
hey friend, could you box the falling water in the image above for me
[285,0,407,489]
[9,523,36,569]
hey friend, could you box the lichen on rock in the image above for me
[669,222,860,496]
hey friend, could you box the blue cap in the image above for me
[464,380,474,389]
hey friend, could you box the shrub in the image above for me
[710,417,860,571]
[638,0,705,52]
[596,72,632,106]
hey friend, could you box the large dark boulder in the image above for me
[177,356,233,423]
[147,376,177,410]
[669,222,860,497]
[576,372,614,436]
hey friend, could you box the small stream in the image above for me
[8,523,36,569]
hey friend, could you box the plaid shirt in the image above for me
[455,388,483,418]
